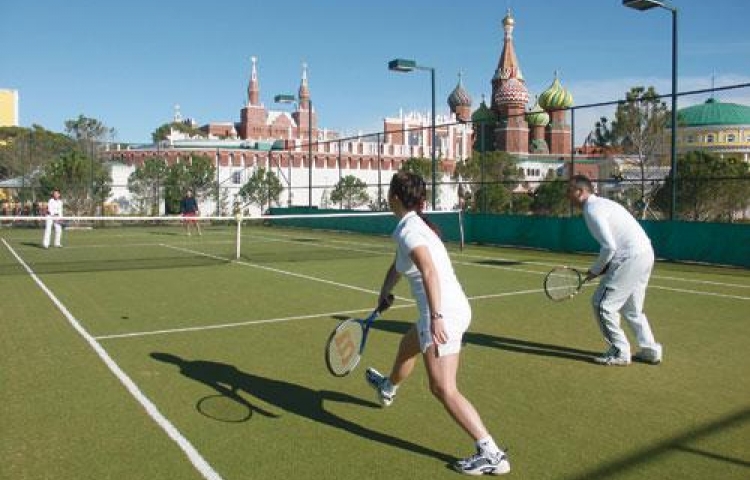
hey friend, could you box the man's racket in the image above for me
[325,294,394,377]
[543,266,586,301]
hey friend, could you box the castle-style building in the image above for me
[106,9,596,213]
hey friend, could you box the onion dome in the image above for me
[494,77,529,106]
[448,73,472,110]
[525,97,549,126]
[471,95,497,124]
[448,72,473,122]
[538,74,573,111]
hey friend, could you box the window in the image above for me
[726,133,736,143]
[706,134,715,143]
[232,171,242,185]
[687,135,695,143]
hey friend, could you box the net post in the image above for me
[235,212,242,260]
[458,209,465,252]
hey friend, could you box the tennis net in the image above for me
[0,210,464,273]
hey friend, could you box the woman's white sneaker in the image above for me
[453,449,510,476]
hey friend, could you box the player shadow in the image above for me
[150,352,454,463]
[21,241,47,249]
[371,319,599,363]
[474,259,522,266]
[565,406,750,479]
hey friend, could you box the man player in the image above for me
[567,175,663,366]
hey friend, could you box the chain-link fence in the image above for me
[3,84,748,221]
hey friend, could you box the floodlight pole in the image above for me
[623,0,678,220]
[274,93,313,207]
[307,99,313,208]
[388,58,437,208]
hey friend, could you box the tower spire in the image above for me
[298,61,310,110]
[491,9,525,114]
[248,56,260,106]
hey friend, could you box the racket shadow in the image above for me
[371,319,599,363]
[150,352,454,463]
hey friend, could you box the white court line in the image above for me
[96,304,414,340]
[164,243,386,296]
[96,288,547,340]
[453,251,750,289]
[1,238,224,480]
[650,284,750,301]
[247,230,750,290]
[92,238,750,341]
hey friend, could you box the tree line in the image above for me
[2,85,749,221]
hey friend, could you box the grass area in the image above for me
[1,221,749,479]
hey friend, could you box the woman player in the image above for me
[366,171,510,475]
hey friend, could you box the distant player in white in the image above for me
[568,175,663,366]
[366,171,510,475]
[42,188,63,248]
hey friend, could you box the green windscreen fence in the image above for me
[266,208,464,243]
[464,214,750,268]
[266,208,750,268]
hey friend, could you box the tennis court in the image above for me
[2,218,749,480]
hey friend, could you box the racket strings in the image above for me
[326,320,364,376]
[545,268,581,300]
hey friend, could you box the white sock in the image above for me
[476,436,501,455]
[382,378,398,395]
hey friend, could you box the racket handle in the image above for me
[377,294,395,313]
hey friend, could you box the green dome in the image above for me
[471,97,497,124]
[525,98,549,126]
[538,75,573,110]
[678,98,750,126]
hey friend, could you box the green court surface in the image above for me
[1,222,748,479]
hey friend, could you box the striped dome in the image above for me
[538,76,573,110]
[448,74,472,109]
[678,98,750,127]
[495,77,529,105]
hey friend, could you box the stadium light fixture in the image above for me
[388,58,438,208]
[623,0,678,220]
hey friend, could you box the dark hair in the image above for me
[389,171,440,236]
[570,174,593,193]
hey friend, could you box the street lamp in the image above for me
[388,58,437,208]
[275,93,313,208]
[623,0,678,220]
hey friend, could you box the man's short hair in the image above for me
[570,175,593,193]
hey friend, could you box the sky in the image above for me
[2,0,749,145]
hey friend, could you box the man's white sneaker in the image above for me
[453,449,510,476]
[594,354,631,366]
[365,367,396,407]
[593,347,630,366]
[632,348,662,365]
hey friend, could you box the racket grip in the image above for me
[377,294,395,313]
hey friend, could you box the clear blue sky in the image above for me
[2,0,748,144]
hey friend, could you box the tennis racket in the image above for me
[325,294,394,377]
[543,266,586,301]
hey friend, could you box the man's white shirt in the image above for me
[583,194,652,275]
[47,198,63,217]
